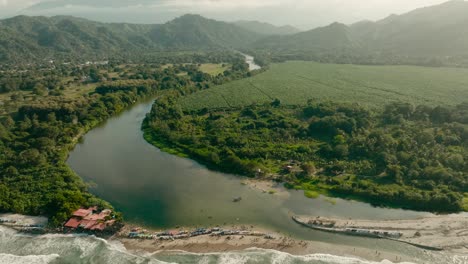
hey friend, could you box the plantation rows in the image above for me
[180,61,468,109]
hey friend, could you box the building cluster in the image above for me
[64,207,116,231]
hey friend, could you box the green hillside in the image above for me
[2,1,468,64]
[180,61,468,110]
[251,1,468,63]
[353,0,468,56]
[150,15,261,49]
[252,22,361,53]
[0,15,261,62]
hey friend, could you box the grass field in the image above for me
[180,61,468,110]
[199,63,230,75]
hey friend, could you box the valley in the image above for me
[0,1,467,263]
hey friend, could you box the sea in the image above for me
[2,226,468,264]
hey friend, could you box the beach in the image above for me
[293,214,468,253]
[114,224,415,263]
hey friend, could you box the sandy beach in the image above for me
[114,224,416,263]
[294,214,468,254]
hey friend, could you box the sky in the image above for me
[0,0,453,29]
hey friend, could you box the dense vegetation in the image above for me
[0,52,252,226]
[145,97,468,212]
[180,61,468,110]
[0,15,261,63]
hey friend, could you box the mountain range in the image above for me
[0,0,467,62]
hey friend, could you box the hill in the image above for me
[233,21,300,35]
[252,0,468,62]
[2,1,468,63]
[352,0,468,56]
[150,15,261,49]
[252,22,360,53]
[0,15,261,62]
[180,61,468,110]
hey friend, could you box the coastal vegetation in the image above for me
[145,93,468,212]
[0,52,252,226]
[1,0,468,228]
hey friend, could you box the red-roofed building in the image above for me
[64,207,117,232]
[91,223,107,231]
[73,209,92,218]
[64,218,81,228]
[85,214,102,221]
[84,220,98,229]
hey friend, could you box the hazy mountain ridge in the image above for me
[0,14,261,61]
[258,0,468,57]
[252,22,362,53]
[149,15,261,49]
[1,1,468,62]
[233,21,300,35]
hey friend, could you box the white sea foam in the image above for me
[0,253,59,264]
[148,248,420,264]
[0,226,462,264]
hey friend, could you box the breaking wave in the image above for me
[0,226,465,264]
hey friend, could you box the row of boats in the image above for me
[127,227,273,240]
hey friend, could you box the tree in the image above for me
[271,98,281,108]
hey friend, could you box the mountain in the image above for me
[149,15,261,49]
[0,14,261,62]
[351,0,468,56]
[252,22,360,53]
[2,1,468,63]
[252,0,468,59]
[232,21,300,35]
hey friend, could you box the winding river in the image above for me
[61,57,461,263]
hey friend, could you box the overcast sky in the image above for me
[0,0,453,28]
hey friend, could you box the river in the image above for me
[0,57,464,264]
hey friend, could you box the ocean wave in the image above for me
[0,226,171,264]
[1,226,465,264]
[0,253,60,264]
[149,248,418,264]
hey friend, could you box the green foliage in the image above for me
[0,57,248,226]
[0,15,261,63]
[145,98,468,213]
[304,190,320,199]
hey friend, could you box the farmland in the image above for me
[180,61,468,110]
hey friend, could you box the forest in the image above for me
[145,97,468,212]
[0,51,252,226]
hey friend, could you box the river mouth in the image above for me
[64,57,453,262]
[65,99,441,259]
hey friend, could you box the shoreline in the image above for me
[292,214,468,254]
[112,224,414,263]
[2,212,467,262]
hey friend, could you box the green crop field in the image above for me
[180,61,468,110]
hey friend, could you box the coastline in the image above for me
[2,211,467,263]
[112,224,414,263]
[292,214,468,254]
